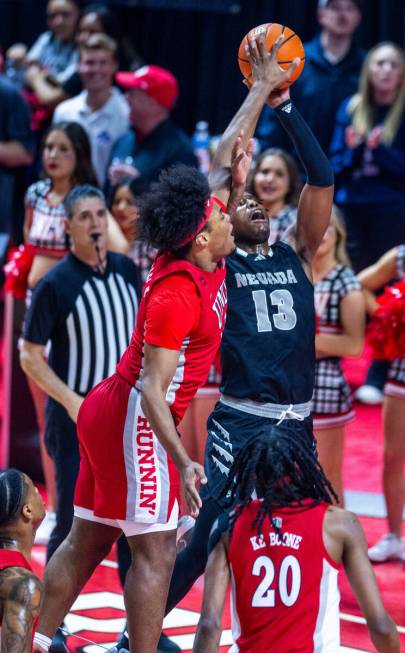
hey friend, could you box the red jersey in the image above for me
[227,501,340,653]
[117,252,227,424]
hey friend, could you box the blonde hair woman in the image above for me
[330,42,405,273]
[311,208,365,504]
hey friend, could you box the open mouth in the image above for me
[250,209,267,223]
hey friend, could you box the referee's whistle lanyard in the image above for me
[276,404,305,426]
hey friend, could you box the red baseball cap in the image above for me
[116,65,179,109]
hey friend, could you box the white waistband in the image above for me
[220,395,311,422]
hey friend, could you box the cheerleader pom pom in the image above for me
[368,280,405,359]
[3,244,35,300]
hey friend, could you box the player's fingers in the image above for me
[283,57,301,80]
[246,35,260,65]
[271,34,285,58]
[195,465,207,484]
[246,138,255,157]
[231,134,243,160]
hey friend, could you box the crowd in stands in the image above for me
[0,0,404,649]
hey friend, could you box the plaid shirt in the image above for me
[268,205,297,246]
[129,241,157,286]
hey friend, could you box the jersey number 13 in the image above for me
[252,289,297,332]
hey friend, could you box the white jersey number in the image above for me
[251,555,301,608]
[252,289,297,332]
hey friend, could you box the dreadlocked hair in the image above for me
[222,429,337,538]
[0,469,27,527]
[137,164,210,254]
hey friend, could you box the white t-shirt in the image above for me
[53,88,130,186]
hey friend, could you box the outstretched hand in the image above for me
[245,32,300,100]
[180,460,207,518]
[231,131,255,188]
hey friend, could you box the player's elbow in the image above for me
[347,338,364,357]
[197,615,222,641]
[19,346,35,376]
[368,613,399,649]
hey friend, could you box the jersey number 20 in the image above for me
[252,289,297,332]
[251,554,301,608]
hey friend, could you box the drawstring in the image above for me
[276,404,305,426]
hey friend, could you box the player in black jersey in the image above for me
[160,72,334,619]
[108,33,335,653]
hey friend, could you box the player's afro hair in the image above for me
[137,164,211,252]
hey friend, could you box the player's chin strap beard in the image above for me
[91,233,107,274]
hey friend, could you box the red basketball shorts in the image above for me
[74,373,180,533]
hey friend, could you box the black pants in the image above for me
[45,403,80,562]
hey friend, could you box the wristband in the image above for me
[33,633,52,652]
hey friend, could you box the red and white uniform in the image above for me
[0,550,37,651]
[384,244,405,399]
[227,501,340,653]
[75,253,227,532]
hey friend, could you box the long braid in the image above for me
[222,429,337,537]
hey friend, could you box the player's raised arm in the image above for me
[209,32,299,208]
[266,86,334,264]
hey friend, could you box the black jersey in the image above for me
[221,242,315,404]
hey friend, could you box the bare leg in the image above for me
[382,396,405,537]
[315,426,345,506]
[125,529,177,653]
[36,517,120,642]
[27,375,57,512]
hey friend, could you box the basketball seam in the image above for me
[279,32,296,46]
[278,57,305,64]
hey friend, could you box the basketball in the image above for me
[238,23,305,89]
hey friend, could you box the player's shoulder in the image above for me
[0,565,41,602]
[323,505,362,541]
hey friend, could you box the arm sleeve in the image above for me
[23,278,59,344]
[144,274,201,350]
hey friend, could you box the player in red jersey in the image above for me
[33,32,299,653]
[0,469,45,652]
[193,432,399,653]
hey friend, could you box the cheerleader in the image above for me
[359,245,405,562]
[312,209,365,505]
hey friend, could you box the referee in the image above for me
[20,184,141,649]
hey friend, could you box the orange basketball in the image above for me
[238,23,305,90]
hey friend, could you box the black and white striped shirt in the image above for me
[24,253,141,395]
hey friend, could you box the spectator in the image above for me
[330,42,405,271]
[0,74,33,237]
[248,147,301,244]
[53,34,130,186]
[358,246,405,563]
[256,0,364,157]
[330,42,405,403]
[25,3,141,111]
[311,208,365,504]
[26,0,80,85]
[0,469,45,652]
[20,184,141,651]
[109,176,156,284]
[108,65,197,186]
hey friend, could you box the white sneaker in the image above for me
[34,511,56,545]
[176,515,195,551]
[368,533,404,562]
[355,385,384,405]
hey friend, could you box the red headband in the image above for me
[177,196,227,248]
